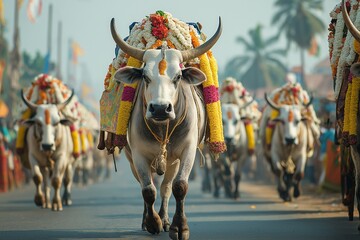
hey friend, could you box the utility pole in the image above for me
[43,4,53,73]
[8,0,22,121]
[56,21,62,79]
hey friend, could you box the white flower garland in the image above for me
[346,0,360,65]
[112,12,205,69]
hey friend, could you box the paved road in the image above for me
[0,156,359,240]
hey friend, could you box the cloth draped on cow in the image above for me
[16,74,97,163]
[99,11,226,155]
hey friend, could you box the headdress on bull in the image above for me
[99,11,226,155]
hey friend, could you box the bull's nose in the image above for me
[225,137,233,144]
[149,103,172,120]
[42,144,54,151]
[285,138,295,145]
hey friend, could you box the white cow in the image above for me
[110,17,221,240]
[21,90,75,211]
[338,1,360,229]
[260,94,314,202]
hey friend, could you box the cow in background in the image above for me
[21,90,75,211]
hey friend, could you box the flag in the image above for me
[308,37,320,56]
[70,41,84,64]
[27,0,42,23]
[0,0,5,26]
[81,82,93,99]
[0,60,5,93]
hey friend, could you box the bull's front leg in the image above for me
[51,154,67,211]
[29,155,45,208]
[271,151,290,201]
[40,167,52,208]
[159,159,180,232]
[169,147,196,240]
[62,163,74,206]
[293,154,307,198]
[133,153,162,234]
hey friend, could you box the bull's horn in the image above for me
[20,89,38,111]
[181,17,222,62]
[342,0,360,43]
[57,89,75,110]
[302,94,314,109]
[264,93,281,111]
[110,18,145,61]
[239,96,255,110]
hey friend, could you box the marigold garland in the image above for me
[349,76,360,144]
[343,81,352,145]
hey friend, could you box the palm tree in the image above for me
[272,0,325,90]
[223,24,287,92]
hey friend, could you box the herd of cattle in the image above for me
[14,4,360,239]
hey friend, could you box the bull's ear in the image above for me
[114,67,143,84]
[182,67,206,86]
[60,119,73,126]
[22,119,36,127]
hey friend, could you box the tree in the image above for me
[272,0,326,89]
[223,24,287,92]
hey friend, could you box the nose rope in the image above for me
[142,93,187,175]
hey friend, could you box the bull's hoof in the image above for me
[169,227,190,240]
[34,194,45,207]
[293,184,301,198]
[62,192,72,206]
[145,213,162,234]
[52,199,63,211]
[278,189,291,202]
[170,214,189,240]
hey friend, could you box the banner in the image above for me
[27,0,42,23]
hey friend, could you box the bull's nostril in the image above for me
[149,104,155,113]
[42,144,54,151]
[166,104,172,113]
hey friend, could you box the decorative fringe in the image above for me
[70,125,81,158]
[15,109,32,152]
[244,121,255,154]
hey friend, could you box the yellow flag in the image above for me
[0,0,4,25]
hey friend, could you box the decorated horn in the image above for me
[264,93,281,111]
[20,89,38,112]
[110,18,145,61]
[342,0,360,43]
[181,17,222,62]
[239,97,255,110]
[57,89,75,110]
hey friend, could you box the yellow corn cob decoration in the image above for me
[244,122,255,152]
[265,109,280,146]
[80,129,87,153]
[15,109,32,151]
[349,77,360,144]
[70,125,81,157]
[87,131,94,149]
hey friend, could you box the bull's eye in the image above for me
[294,120,300,125]
[233,119,238,125]
[53,122,60,127]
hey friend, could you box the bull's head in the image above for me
[222,103,241,144]
[265,93,313,146]
[111,17,222,121]
[21,90,75,153]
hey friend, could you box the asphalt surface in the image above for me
[0,156,359,240]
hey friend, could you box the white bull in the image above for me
[110,17,221,240]
[339,0,360,229]
[21,90,75,211]
[212,103,253,199]
[261,94,313,202]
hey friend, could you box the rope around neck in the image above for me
[142,93,187,175]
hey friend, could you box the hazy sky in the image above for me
[3,0,339,99]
